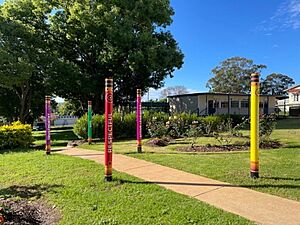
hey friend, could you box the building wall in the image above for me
[54,116,78,126]
[169,94,277,115]
[168,95,198,114]
[287,86,300,116]
[288,91,300,106]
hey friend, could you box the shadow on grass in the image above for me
[0,148,41,154]
[261,176,300,181]
[119,179,300,189]
[0,184,64,199]
[276,118,300,130]
[283,144,300,149]
[33,130,78,142]
[123,151,249,156]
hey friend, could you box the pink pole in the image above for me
[136,89,142,153]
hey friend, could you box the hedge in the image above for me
[0,121,34,149]
[73,111,245,140]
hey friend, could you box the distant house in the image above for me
[167,92,277,116]
[285,85,300,116]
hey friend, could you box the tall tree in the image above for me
[160,86,188,98]
[206,57,266,94]
[49,0,184,113]
[260,73,295,95]
[0,0,53,123]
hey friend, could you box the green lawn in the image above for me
[80,118,300,201]
[0,151,253,225]
[33,127,78,147]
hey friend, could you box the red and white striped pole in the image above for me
[104,78,113,181]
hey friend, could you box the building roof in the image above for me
[167,92,278,98]
[285,84,300,92]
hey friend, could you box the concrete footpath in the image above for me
[56,148,300,225]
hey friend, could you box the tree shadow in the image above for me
[0,184,64,199]
[0,148,41,154]
[118,179,300,189]
[261,176,300,181]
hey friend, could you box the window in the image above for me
[231,101,239,108]
[293,94,299,101]
[221,101,228,108]
[241,100,249,108]
[213,101,219,108]
[259,102,264,108]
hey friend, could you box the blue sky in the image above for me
[166,0,300,96]
[1,0,300,100]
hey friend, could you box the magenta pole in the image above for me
[45,96,51,155]
[136,89,142,153]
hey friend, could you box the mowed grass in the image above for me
[0,151,253,225]
[33,127,78,147]
[80,118,300,201]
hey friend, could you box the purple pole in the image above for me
[45,96,51,155]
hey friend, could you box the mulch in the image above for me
[176,140,282,153]
[0,199,60,225]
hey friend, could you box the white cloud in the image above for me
[258,0,300,31]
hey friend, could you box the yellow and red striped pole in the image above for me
[104,78,113,182]
[45,96,51,155]
[250,73,260,178]
[136,89,142,153]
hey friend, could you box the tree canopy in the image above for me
[0,0,53,123]
[160,86,188,98]
[48,0,184,113]
[0,0,184,122]
[260,73,295,95]
[206,57,267,94]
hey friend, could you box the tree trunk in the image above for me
[15,82,31,124]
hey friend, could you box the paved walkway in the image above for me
[56,148,300,225]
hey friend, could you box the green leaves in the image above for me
[207,57,266,94]
[261,73,295,95]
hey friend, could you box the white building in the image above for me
[285,85,300,116]
[168,92,277,116]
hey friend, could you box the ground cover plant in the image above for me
[0,151,253,225]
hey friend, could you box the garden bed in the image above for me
[176,140,282,152]
[0,199,60,225]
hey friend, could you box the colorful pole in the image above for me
[250,73,260,178]
[88,101,92,145]
[136,89,142,153]
[104,78,113,182]
[45,96,51,155]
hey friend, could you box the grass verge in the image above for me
[79,123,300,201]
[0,151,253,224]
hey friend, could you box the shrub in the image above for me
[73,112,246,141]
[0,121,34,149]
[73,114,104,139]
[259,113,277,141]
[147,119,168,138]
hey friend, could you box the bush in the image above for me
[73,113,137,139]
[0,121,34,149]
[73,111,246,140]
[259,113,277,141]
[74,114,104,139]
